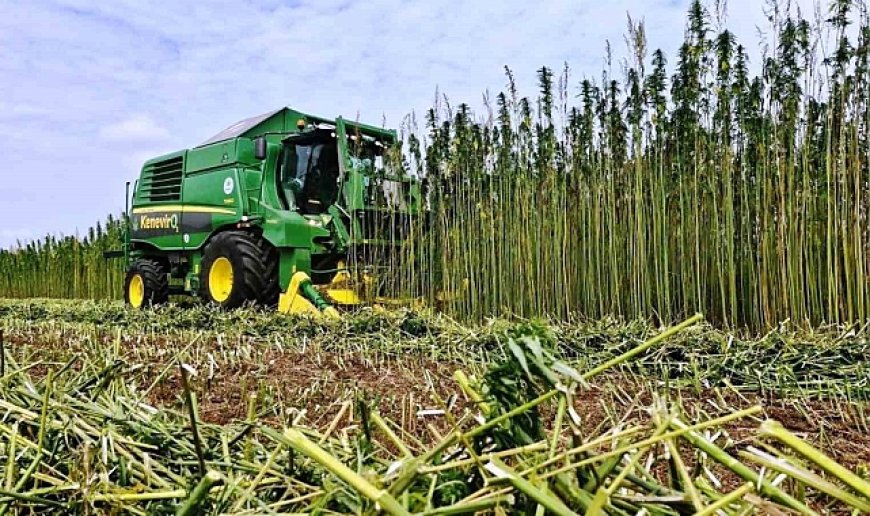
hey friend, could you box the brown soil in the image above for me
[8,329,869,510]
[143,348,869,474]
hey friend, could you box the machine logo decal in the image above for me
[136,213,180,233]
[130,206,231,238]
[223,177,235,195]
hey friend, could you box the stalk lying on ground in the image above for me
[0,313,867,513]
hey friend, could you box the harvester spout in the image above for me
[278,272,340,319]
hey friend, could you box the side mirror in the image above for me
[254,137,267,160]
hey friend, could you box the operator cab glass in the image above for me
[277,130,340,214]
[347,134,410,211]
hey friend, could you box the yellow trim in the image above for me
[128,274,145,308]
[208,257,234,302]
[278,272,318,315]
[132,205,237,215]
[329,264,352,286]
[278,272,340,320]
[326,288,363,305]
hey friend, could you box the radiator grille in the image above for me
[139,156,183,202]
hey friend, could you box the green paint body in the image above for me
[127,107,421,295]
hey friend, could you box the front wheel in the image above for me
[199,231,271,309]
[124,259,169,309]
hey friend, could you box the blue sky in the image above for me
[0,0,814,248]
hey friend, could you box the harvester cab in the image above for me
[120,107,420,317]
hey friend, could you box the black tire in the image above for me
[124,259,169,309]
[199,231,273,309]
[256,234,281,307]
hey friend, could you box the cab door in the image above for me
[335,117,362,212]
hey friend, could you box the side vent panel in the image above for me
[140,156,184,202]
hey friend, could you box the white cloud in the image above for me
[99,113,170,143]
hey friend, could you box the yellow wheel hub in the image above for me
[208,257,234,303]
[129,274,145,309]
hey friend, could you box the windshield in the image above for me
[278,133,339,214]
[348,133,396,172]
[363,177,409,210]
[347,135,410,210]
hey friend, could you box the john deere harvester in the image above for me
[121,107,420,316]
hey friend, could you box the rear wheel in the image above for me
[124,259,169,309]
[200,231,272,309]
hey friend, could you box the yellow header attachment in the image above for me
[278,272,340,319]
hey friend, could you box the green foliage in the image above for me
[483,321,582,447]
[0,215,125,299]
[388,1,870,330]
